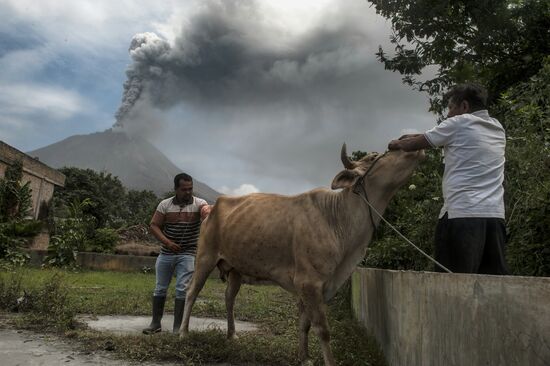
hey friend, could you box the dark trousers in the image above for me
[434,213,508,274]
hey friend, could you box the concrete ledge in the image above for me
[26,250,225,279]
[27,250,158,272]
[77,252,157,272]
[351,268,550,366]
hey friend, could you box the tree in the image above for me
[123,189,159,226]
[366,1,550,276]
[53,167,160,229]
[54,167,127,228]
[496,58,550,276]
[370,0,550,113]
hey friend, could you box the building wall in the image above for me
[351,268,550,366]
[0,141,65,220]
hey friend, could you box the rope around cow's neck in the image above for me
[353,152,453,274]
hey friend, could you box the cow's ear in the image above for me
[331,168,361,189]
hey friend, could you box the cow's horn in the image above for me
[341,143,355,169]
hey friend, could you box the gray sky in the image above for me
[0,0,435,195]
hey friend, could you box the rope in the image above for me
[355,191,453,274]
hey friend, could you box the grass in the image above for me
[0,267,386,365]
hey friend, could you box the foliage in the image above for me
[0,272,76,331]
[369,0,550,114]
[496,57,550,276]
[361,150,444,271]
[0,161,41,266]
[122,189,158,226]
[85,227,119,253]
[368,1,550,276]
[358,59,550,276]
[0,160,33,222]
[54,167,158,230]
[55,167,127,228]
[51,168,160,255]
[0,220,41,268]
[46,199,95,266]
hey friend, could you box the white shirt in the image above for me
[424,110,505,219]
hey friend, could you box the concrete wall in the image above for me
[351,268,550,366]
[0,141,65,220]
[27,251,222,278]
[28,250,157,272]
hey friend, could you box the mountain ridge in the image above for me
[28,130,220,203]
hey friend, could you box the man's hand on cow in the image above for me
[200,204,212,221]
[389,134,431,152]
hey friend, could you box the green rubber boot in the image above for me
[142,296,166,335]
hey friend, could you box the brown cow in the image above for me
[181,144,424,365]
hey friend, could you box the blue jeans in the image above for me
[153,253,195,299]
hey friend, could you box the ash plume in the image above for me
[112,1,377,130]
[109,0,431,193]
[114,32,171,128]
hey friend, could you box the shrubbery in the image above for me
[0,161,42,267]
[358,149,443,271]
[44,168,159,265]
[54,167,158,229]
[0,272,76,331]
[498,57,550,276]
[85,228,119,253]
[46,199,94,266]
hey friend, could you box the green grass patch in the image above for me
[0,267,386,365]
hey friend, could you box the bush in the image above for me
[0,160,32,222]
[85,228,119,253]
[496,57,550,276]
[54,168,159,229]
[362,149,443,271]
[10,219,43,236]
[46,199,95,267]
[0,272,76,331]
[0,162,40,266]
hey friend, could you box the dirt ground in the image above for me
[0,314,257,366]
[0,327,181,366]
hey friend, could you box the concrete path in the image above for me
[0,327,249,366]
[0,315,259,365]
[0,328,181,366]
[80,315,259,334]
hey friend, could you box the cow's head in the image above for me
[331,143,424,193]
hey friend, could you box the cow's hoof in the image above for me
[179,331,189,339]
[300,359,314,366]
[227,333,239,340]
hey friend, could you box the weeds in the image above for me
[0,271,76,332]
[0,268,386,365]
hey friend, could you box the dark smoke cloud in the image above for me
[113,0,432,194]
[114,1,384,128]
[114,32,171,127]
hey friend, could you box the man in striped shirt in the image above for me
[143,173,210,334]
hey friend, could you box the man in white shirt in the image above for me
[388,83,508,274]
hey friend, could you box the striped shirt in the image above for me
[155,196,207,255]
